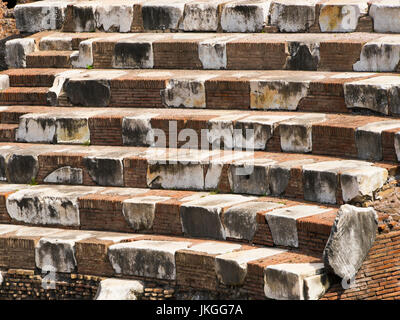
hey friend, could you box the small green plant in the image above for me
[82,140,91,146]
[209,190,220,195]
[30,177,38,186]
[86,65,93,70]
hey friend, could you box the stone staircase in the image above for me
[0,0,399,300]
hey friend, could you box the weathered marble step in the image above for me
[0,87,49,106]
[9,31,400,72]
[8,106,400,162]
[4,68,400,116]
[14,0,397,34]
[0,143,393,204]
[0,222,332,299]
[0,183,337,251]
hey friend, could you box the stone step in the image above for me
[9,31,400,72]
[0,222,331,299]
[3,68,400,116]
[26,51,75,69]
[0,87,49,105]
[0,183,337,251]
[13,0,396,34]
[5,106,400,162]
[0,143,393,204]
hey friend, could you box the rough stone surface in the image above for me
[319,2,368,32]
[216,248,286,285]
[265,205,331,247]
[323,204,378,280]
[108,240,191,280]
[370,2,400,33]
[95,279,144,300]
[122,114,157,146]
[5,38,35,68]
[83,156,124,187]
[264,263,325,300]
[303,274,330,300]
[44,167,83,185]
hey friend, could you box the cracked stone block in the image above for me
[44,167,83,185]
[162,76,213,108]
[302,160,364,204]
[108,240,191,280]
[319,2,368,32]
[39,35,73,51]
[35,231,93,273]
[228,158,276,195]
[62,4,96,32]
[5,38,36,68]
[250,80,310,110]
[265,205,331,247]
[122,114,157,146]
[47,70,83,106]
[180,194,254,240]
[221,1,271,32]
[122,196,170,231]
[264,263,325,300]
[6,186,95,226]
[279,114,326,153]
[180,2,220,31]
[223,201,284,241]
[142,2,185,31]
[269,159,315,196]
[270,0,319,32]
[84,156,124,187]
[353,38,400,72]
[95,279,144,300]
[355,120,400,161]
[216,248,286,286]
[323,204,378,279]
[14,1,67,32]
[370,1,400,33]
[344,76,400,115]
[113,40,154,69]
[340,166,388,203]
[0,75,9,90]
[95,4,133,32]
[284,42,320,71]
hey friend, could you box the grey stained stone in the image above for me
[6,154,38,184]
[5,38,35,68]
[323,204,378,280]
[64,79,111,107]
[83,157,124,187]
[43,166,83,185]
[113,42,153,69]
[284,42,320,71]
[62,4,96,32]
[142,4,184,31]
[122,115,156,146]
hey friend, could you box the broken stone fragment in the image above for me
[279,114,326,153]
[44,167,83,185]
[180,194,254,240]
[223,201,284,241]
[95,279,144,300]
[71,39,96,69]
[35,231,93,273]
[108,240,191,280]
[6,153,38,184]
[5,38,36,68]
[323,204,378,280]
[265,205,331,247]
[216,247,286,286]
[220,1,271,32]
[344,76,400,115]
[355,120,400,161]
[122,196,170,231]
[264,263,325,300]
[64,79,111,107]
[270,0,319,32]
